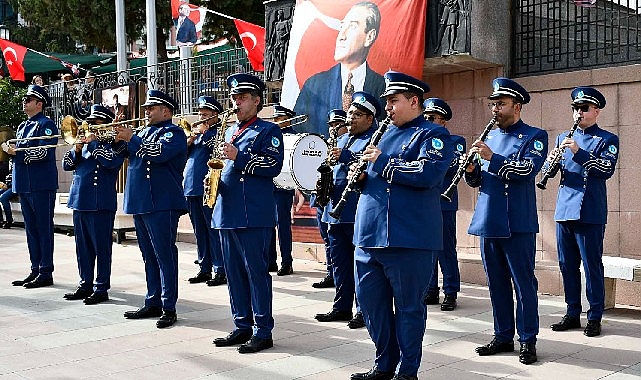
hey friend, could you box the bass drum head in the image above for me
[273,133,328,191]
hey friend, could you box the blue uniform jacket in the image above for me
[551,124,618,224]
[322,125,375,224]
[183,127,217,196]
[212,118,284,229]
[62,140,126,211]
[466,119,548,238]
[353,115,452,250]
[440,134,466,211]
[119,120,188,214]
[12,113,59,193]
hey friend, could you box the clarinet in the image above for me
[536,117,581,190]
[441,115,498,202]
[328,116,391,220]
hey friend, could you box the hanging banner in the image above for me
[281,0,427,136]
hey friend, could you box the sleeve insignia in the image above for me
[432,138,443,150]
[533,140,543,151]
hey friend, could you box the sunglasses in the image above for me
[426,115,444,122]
[572,104,592,112]
[22,97,37,103]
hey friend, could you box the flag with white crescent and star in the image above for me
[0,38,27,81]
[234,19,266,72]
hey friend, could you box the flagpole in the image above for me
[146,0,158,90]
[115,0,129,84]
[202,8,236,20]
[24,48,79,75]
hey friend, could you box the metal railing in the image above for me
[513,0,641,76]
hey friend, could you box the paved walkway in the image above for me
[0,228,640,380]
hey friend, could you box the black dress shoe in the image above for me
[441,294,457,311]
[392,375,418,380]
[188,271,212,284]
[475,338,514,356]
[551,314,581,331]
[423,291,439,305]
[268,262,278,272]
[206,272,227,286]
[350,367,395,380]
[156,310,177,328]
[584,320,602,337]
[12,273,38,286]
[2,221,12,229]
[123,305,163,319]
[315,309,353,322]
[348,311,366,329]
[277,264,293,276]
[312,274,335,288]
[63,287,93,300]
[519,342,537,364]
[83,292,109,305]
[238,336,273,353]
[194,259,200,264]
[23,277,53,288]
[213,329,253,347]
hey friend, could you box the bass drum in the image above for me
[274,133,328,191]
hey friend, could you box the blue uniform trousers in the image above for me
[220,227,274,339]
[73,210,115,294]
[480,233,539,343]
[428,210,460,295]
[186,196,224,274]
[0,188,14,223]
[269,190,294,266]
[328,223,358,312]
[133,210,180,312]
[355,246,433,377]
[317,207,332,276]
[556,221,605,321]
[20,191,56,279]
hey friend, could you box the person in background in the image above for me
[0,158,15,229]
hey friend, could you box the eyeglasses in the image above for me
[426,115,445,122]
[487,101,513,110]
[347,111,367,118]
[571,105,592,112]
[22,97,37,103]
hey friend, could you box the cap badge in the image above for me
[231,78,239,88]
[576,90,585,99]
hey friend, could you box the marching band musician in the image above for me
[5,85,59,288]
[311,109,348,289]
[548,87,618,338]
[351,72,452,380]
[116,90,187,329]
[211,73,284,354]
[464,78,547,365]
[61,105,125,304]
[314,92,377,330]
[422,98,466,311]
[268,104,297,276]
[184,96,227,287]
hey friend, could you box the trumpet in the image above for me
[178,114,220,137]
[274,114,308,129]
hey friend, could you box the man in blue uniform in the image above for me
[315,92,378,330]
[311,109,348,289]
[422,98,466,311]
[62,105,125,304]
[269,104,296,276]
[212,74,284,354]
[351,71,451,380]
[6,85,59,288]
[464,78,547,365]
[548,87,618,338]
[117,90,187,329]
[184,96,227,287]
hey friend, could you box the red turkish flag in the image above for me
[0,38,27,81]
[234,19,265,72]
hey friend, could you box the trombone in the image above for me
[61,115,148,145]
[4,134,64,151]
[273,114,308,129]
[178,114,220,137]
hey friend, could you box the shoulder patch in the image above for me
[165,131,173,139]
[533,140,543,151]
[45,128,52,136]
[456,143,464,152]
[432,138,443,150]
[608,145,618,154]
[271,136,281,148]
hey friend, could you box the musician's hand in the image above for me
[219,142,238,160]
[74,141,83,153]
[115,126,133,142]
[361,144,381,163]
[559,138,579,154]
[471,140,493,161]
[330,147,342,161]
[348,162,366,182]
[187,134,197,146]
[2,141,16,156]
[459,153,476,172]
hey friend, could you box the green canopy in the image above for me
[23,51,114,75]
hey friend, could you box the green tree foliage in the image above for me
[0,78,26,130]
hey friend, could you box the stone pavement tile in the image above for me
[298,363,373,380]
[279,333,372,359]
[0,373,28,380]
[419,365,499,379]
[447,350,524,378]
[422,337,481,365]
[504,357,622,379]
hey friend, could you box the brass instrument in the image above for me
[537,116,582,190]
[441,115,498,202]
[203,108,237,207]
[274,114,308,129]
[314,123,341,207]
[4,134,64,151]
[179,115,219,137]
[60,115,148,145]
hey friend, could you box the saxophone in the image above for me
[314,124,341,207]
[203,109,236,207]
